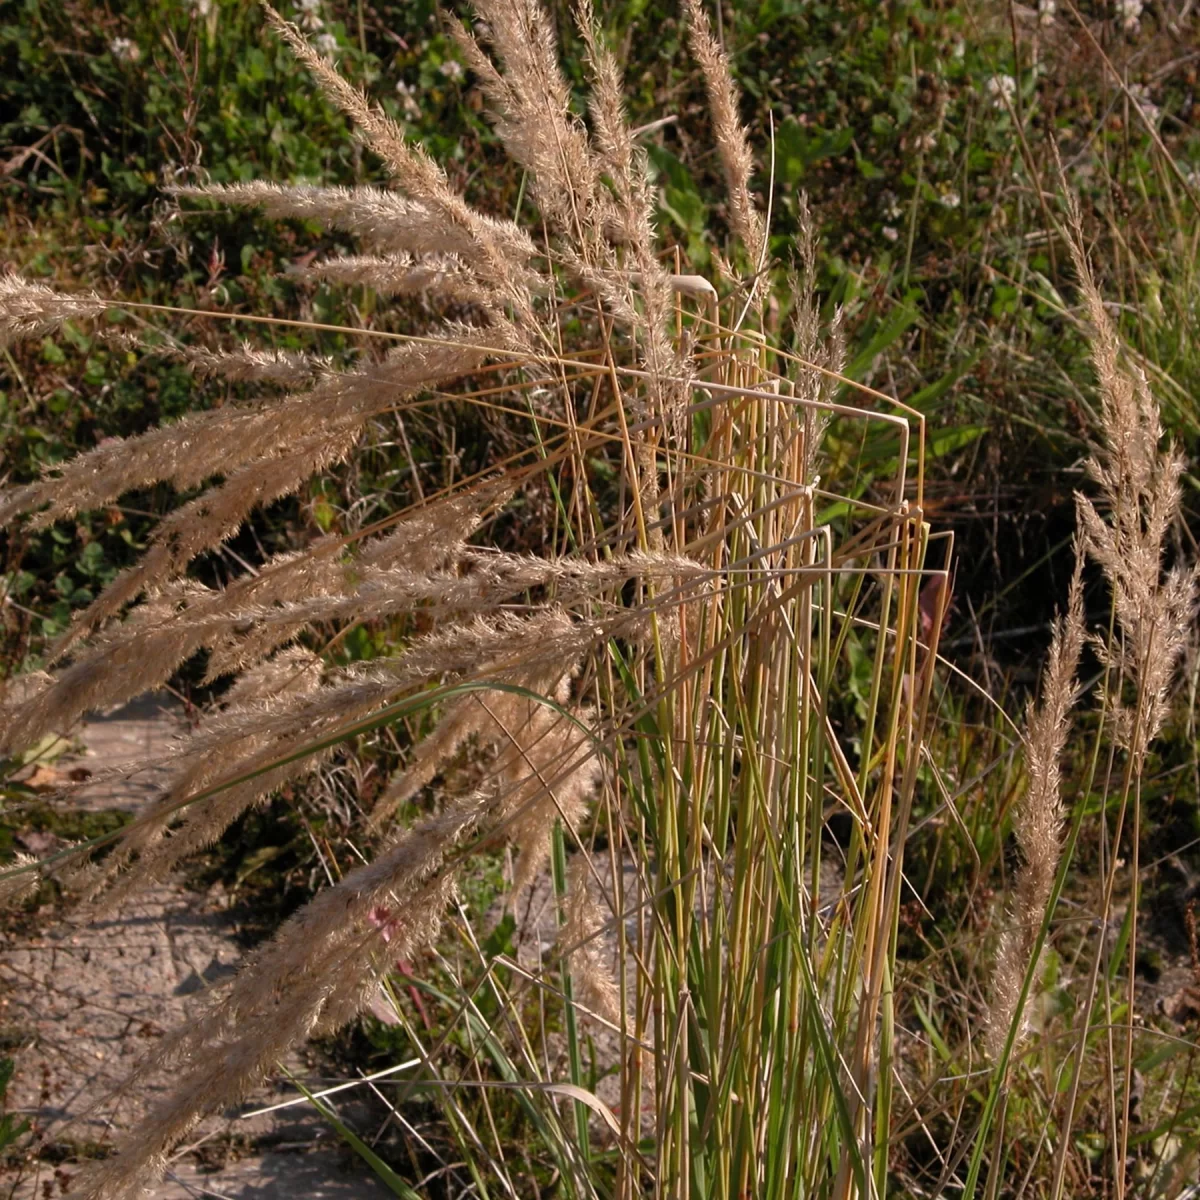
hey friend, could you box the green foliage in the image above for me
[0,1057,29,1155]
[0,0,517,659]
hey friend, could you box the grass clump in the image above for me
[0,3,1197,1199]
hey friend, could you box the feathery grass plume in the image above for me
[0,543,337,753]
[219,645,324,707]
[73,593,670,913]
[369,659,602,861]
[1044,198,1200,1193]
[490,675,602,897]
[52,429,352,648]
[1065,207,1199,766]
[452,0,687,442]
[573,0,691,444]
[354,475,515,570]
[789,194,845,483]
[0,668,51,709]
[0,337,487,534]
[297,251,492,307]
[200,478,515,679]
[201,548,705,666]
[260,5,540,334]
[0,274,110,347]
[986,549,1085,1060]
[559,856,622,1028]
[170,181,535,281]
[0,852,41,907]
[94,555,689,896]
[177,342,331,385]
[72,670,608,1195]
[451,0,600,251]
[574,0,657,251]
[0,578,208,756]
[681,0,767,305]
[72,796,484,1200]
[47,343,489,653]
[69,664,389,902]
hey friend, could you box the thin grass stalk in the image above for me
[551,821,591,1169]
[962,696,1107,1200]
[830,525,914,1199]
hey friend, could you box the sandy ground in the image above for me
[1,693,864,1197]
[0,695,395,1199]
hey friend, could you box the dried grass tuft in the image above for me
[680,0,766,302]
[559,857,622,1028]
[0,3,950,1197]
[986,550,1084,1060]
[1066,201,1199,765]
[0,274,109,347]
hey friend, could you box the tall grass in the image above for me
[0,3,1195,1198]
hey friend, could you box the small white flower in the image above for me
[315,31,338,56]
[881,190,903,221]
[439,59,464,81]
[1128,83,1160,125]
[189,0,213,15]
[395,79,421,120]
[296,0,323,30]
[1038,0,1056,25]
[916,132,937,154]
[938,188,961,210]
[986,74,1017,107]
[1117,0,1143,30]
[882,225,900,243]
[110,37,141,64]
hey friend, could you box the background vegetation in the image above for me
[6,0,1200,661]
[2,0,1200,1196]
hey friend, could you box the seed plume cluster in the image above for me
[984,212,1199,1064]
[0,4,778,1195]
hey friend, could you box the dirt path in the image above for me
[0,696,394,1199]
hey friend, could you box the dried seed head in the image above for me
[0,853,41,908]
[986,549,1084,1061]
[0,274,109,347]
[560,857,622,1027]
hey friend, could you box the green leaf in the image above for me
[928,424,986,458]
[905,353,979,413]
[234,843,286,887]
[843,293,920,383]
[0,1058,28,1152]
[481,912,516,960]
[645,144,707,235]
[775,118,854,186]
[279,1067,423,1199]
